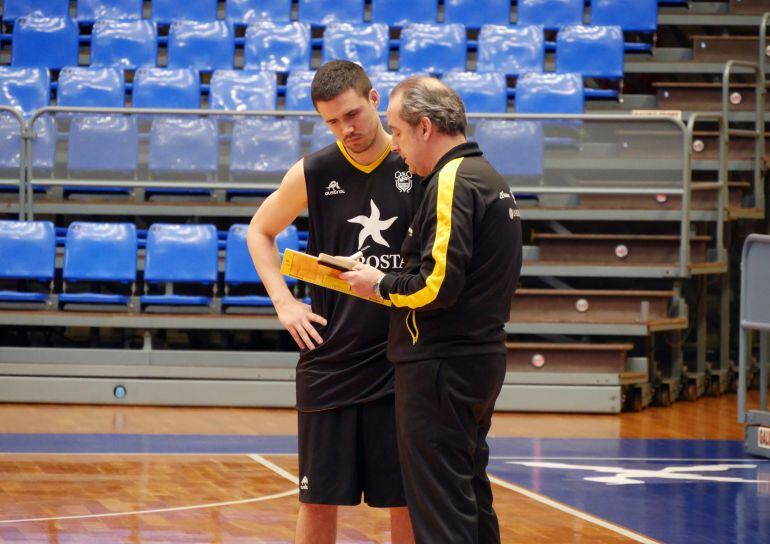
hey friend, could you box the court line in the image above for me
[248,453,299,485]
[0,488,298,525]
[488,474,660,544]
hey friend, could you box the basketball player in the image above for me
[342,76,523,543]
[246,61,421,544]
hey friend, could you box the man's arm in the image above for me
[247,159,328,350]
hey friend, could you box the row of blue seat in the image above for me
[3,0,659,31]
[6,18,626,78]
[0,220,304,309]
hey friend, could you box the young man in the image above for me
[246,61,421,544]
[343,76,523,543]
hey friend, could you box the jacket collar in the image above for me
[423,141,482,182]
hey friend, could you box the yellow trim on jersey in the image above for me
[337,139,391,174]
[389,157,464,309]
[405,309,419,345]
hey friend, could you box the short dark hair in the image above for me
[311,60,373,107]
[391,76,467,136]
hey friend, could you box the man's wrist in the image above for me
[373,274,385,299]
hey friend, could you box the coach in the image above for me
[342,76,523,543]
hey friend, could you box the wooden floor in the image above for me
[0,394,754,543]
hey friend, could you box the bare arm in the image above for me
[247,159,327,350]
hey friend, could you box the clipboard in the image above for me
[280,248,391,306]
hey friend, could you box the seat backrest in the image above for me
[63,222,137,282]
[517,0,584,30]
[474,120,544,178]
[90,19,157,69]
[132,67,200,109]
[370,0,437,26]
[68,115,138,173]
[57,67,125,108]
[152,0,217,24]
[556,25,624,79]
[167,20,235,72]
[477,24,544,76]
[0,67,50,116]
[297,0,364,26]
[441,71,507,113]
[144,223,218,284]
[515,72,584,113]
[284,70,316,111]
[225,224,259,284]
[0,220,55,281]
[0,114,54,171]
[591,0,658,33]
[244,22,311,72]
[369,71,409,111]
[310,119,336,153]
[225,0,292,25]
[76,0,143,21]
[399,23,467,75]
[209,70,277,111]
[11,16,79,70]
[3,0,69,22]
[322,23,390,73]
[230,117,301,175]
[444,0,510,28]
[148,117,218,175]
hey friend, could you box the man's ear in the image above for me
[420,117,432,141]
[369,88,380,108]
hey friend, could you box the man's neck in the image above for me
[426,134,468,174]
[344,126,391,166]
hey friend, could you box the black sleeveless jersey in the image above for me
[298,140,422,411]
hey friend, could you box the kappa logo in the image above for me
[324,180,345,196]
[395,171,413,193]
[300,476,309,491]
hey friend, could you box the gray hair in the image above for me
[391,76,467,136]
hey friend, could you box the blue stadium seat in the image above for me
[11,16,79,70]
[399,23,467,75]
[67,115,138,176]
[76,0,143,21]
[0,116,55,176]
[556,25,624,79]
[477,25,544,76]
[441,71,507,113]
[132,68,200,109]
[297,0,364,26]
[3,0,69,22]
[370,0,437,26]
[148,117,218,181]
[0,220,55,305]
[141,224,218,309]
[591,0,658,33]
[474,120,543,178]
[60,222,137,307]
[167,21,235,72]
[285,70,316,111]
[152,0,217,24]
[209,70,277,111]
[57,67,125,108]
[517,0,583,30]
[310,119,336,153]
[322,23,390,73]
[230,117,301,179]
[369,71,409,111]
[225,0,292,25]
[244,22,311,72]
[90,19,157,70]
[515,72,584,113]
[0,67,49,116]
[223,224,300,309]
[444,0,510,28]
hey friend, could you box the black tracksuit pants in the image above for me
[394,354,507,544]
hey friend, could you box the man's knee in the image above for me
[300,503,338,518]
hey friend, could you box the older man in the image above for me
[343,76,523,544]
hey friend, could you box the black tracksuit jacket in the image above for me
[378,141,523,364]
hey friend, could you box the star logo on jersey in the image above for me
[348,199,398,249]
[324,180,345,196]
[395,171,413,193]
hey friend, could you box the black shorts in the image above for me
[297,394,407,507]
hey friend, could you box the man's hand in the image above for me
[275,297,327,350]
[341,263,385,299]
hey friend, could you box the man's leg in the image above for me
[296,504,337,544]
[390,506,415,544]
[473,415,500,542]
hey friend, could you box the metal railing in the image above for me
[0,106,28,220]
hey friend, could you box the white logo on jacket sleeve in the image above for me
[324,181,346,196]
[348,199,398,249]
[395,171,413,193]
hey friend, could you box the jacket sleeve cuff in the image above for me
[379,273,397,300]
